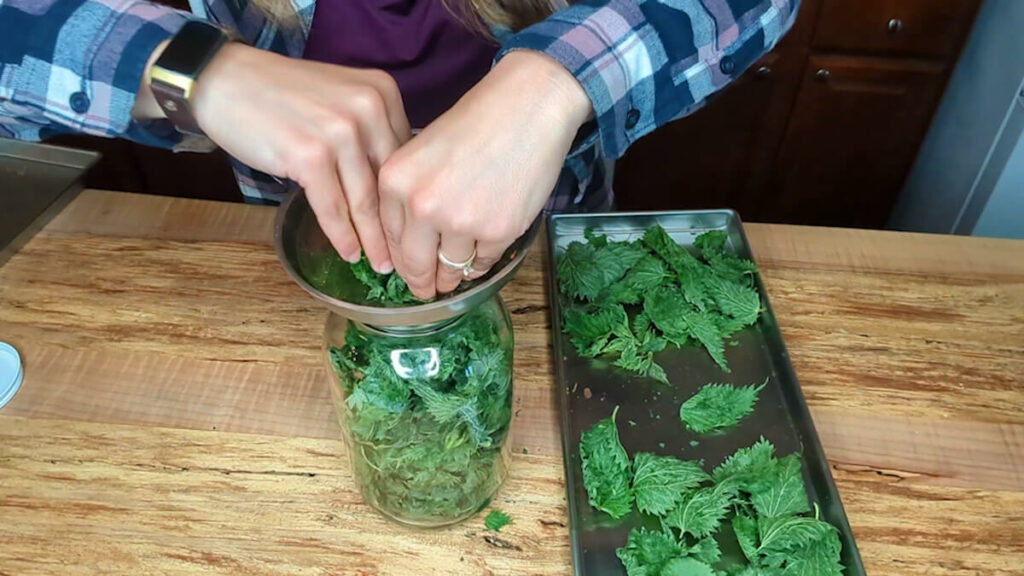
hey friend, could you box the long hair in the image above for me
[250,0,565,35]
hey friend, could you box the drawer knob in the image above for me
[755,65,772,78]
[888,18,903,33]
[815,68,831,81]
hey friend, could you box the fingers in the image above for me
[335,136,392,273]
[362,70,412,145]
[298,146,361,262]
[436,234,476,294]
[396,220,440,300]
[467,240,508,280]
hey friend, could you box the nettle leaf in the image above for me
[643,225,702,274]
[660,557,715,576]
[782,526,844,576]
[558,241,604,300]
[733,514,760,563]
[644,286,692,347]
[563,304,630,357]
[615,527,685,576]
[679,381,765,434]
[693,230,728,258]
[687,537,722,565]
[712,437,776,489]
[664,481,738,539]
[350,254,419,304]
[631,453,709,516]
[579,407,633,518]
[484,509,511,532]
[680,309,729,372]
[757,516,837,562]
[750,454,811,519]
[706,276,761,326]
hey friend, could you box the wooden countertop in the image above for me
[1,190,1022,575]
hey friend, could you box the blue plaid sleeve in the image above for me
[0,0,193,143]
[498,0,799,159]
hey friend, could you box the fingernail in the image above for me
[376,260,393,274]
[343,250,361,263]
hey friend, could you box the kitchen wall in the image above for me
[888,0,1024,239]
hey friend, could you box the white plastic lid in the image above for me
[0,342,23,408]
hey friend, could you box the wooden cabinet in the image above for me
[766,56,947,227]
[613,52,799,218]
[615,0,980,228]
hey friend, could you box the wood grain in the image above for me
[1,190,1023,575]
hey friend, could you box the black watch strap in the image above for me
[149,20,232,136]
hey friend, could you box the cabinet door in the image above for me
[766,55,946,228]
[613,51,800,219]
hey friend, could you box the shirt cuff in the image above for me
[498,0,797,159]
[12,1,192,139]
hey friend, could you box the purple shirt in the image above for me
[302,0,499,129]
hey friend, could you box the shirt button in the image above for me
[69,91,91,114]
[625,108,641,130]
[719,56,735,75]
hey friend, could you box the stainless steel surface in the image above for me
[273,189,541,327]
[546,211,865,576]
[0,139,99,266]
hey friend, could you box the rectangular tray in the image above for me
[546,210,865,576]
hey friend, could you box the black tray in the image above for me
[545,210,865,576]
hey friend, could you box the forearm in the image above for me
[132,39,171,121]
[0,0,191,141]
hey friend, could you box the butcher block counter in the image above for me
[0,190,1022,575]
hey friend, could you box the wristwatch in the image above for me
[148,20,233,136]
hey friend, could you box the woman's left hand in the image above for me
[378,51,591,300]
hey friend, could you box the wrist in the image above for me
[496,50,593,133]
[132,39,171,120]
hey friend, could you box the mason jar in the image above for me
[323,294,514,527]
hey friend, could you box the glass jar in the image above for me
[324,294,514,527]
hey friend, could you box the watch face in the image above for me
[159,21,227,77]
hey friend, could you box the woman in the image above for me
[0,0,797,300]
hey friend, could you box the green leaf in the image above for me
[664,481,737,539]
[693,230,728,258]
[757,516,837,561]
[750,454,811,519]
[687,537,722,565]
[679,382,765,434]
[712,437,776,489]
[782,526,843,576]
[631,453,709,516]
[643,225,702,274]
[660,557,715,576]
[616,527,685,576]
[558,241,604,301]
[706,276,761,326]
[680,309,730,372]
[484,509,511,532]
[349,253,419,304]
[733,514,760,563]
[579,406,633,518]
[563,303,630,357]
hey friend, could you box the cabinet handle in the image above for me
[815,68,831,81]
[755,66,772,78]
[887,18,903,33]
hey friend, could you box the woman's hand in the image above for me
[378,51,591,299]
[191,44,411,272]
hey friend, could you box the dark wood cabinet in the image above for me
[613,51,799,219]
[615,0,980,228]
[766,56,947,227]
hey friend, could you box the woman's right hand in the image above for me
[191,43,411,273]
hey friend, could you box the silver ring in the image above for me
[438,248,476,278]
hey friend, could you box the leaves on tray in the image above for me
[631,452,709,516]
[579,406,633,518]
[556,224,762,378]
[679,381,766,434]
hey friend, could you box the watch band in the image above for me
[148,21,232,136]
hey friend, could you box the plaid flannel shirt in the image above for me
[0,0,798,209]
